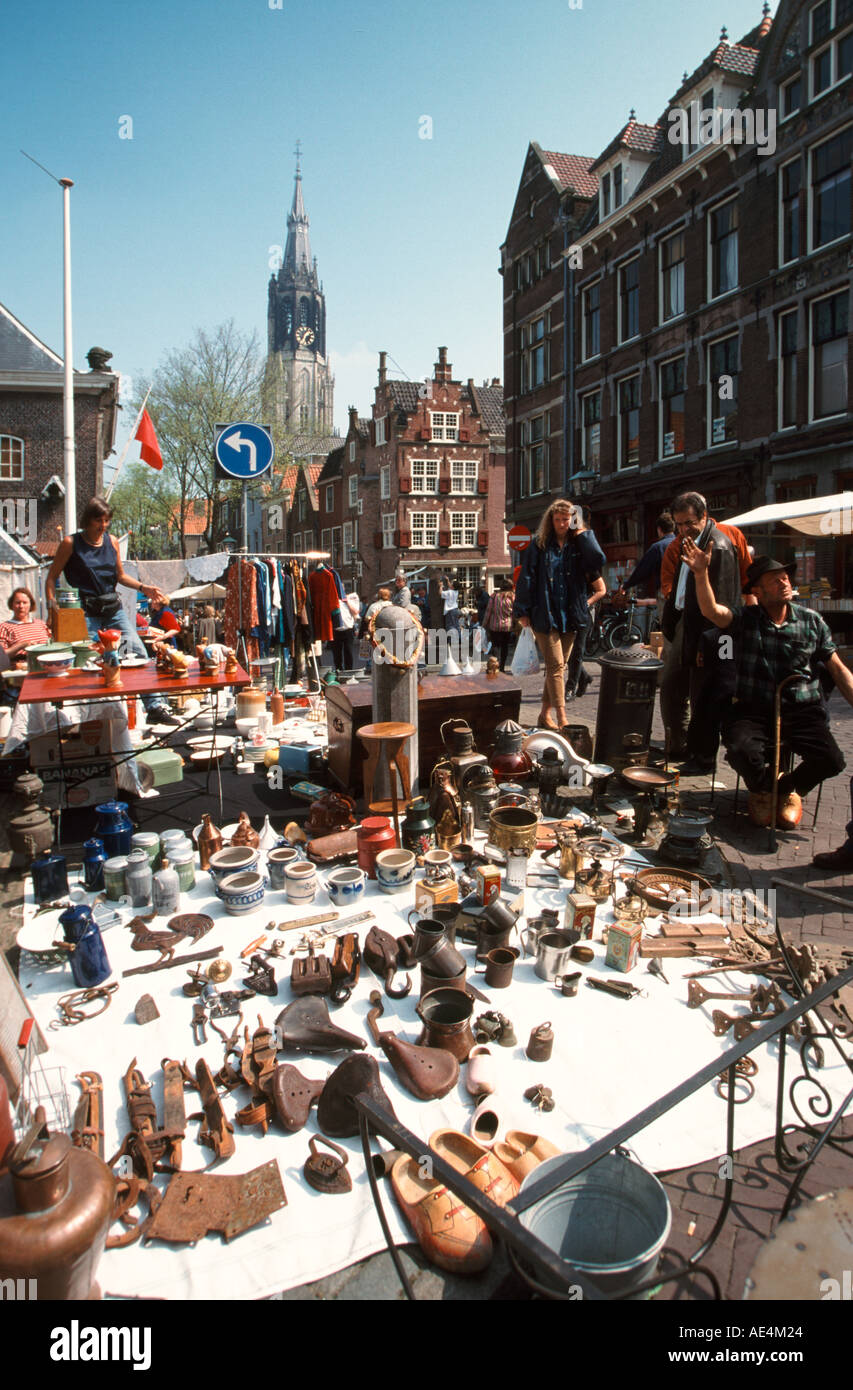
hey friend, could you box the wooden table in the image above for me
[19,660,251,705]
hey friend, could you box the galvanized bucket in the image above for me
[517,1151,671,1298]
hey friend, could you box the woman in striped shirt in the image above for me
[0,588,51,667]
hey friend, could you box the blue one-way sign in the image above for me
[214,423,274,480]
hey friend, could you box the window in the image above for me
[581,392,601,472]
[325,484,334,513]
[813,43,833,93]
[708,336,739,445]
[618,257,640,342]
[779,310,799,429]
[659,358,685,457]
[812,0,832,43]
[380,464,390,500]
[331,527,342,565]
[810,0,853,96]
[613,164,623,209]
[0,436,24,481]
[321,527,332,554]
[297,489,307,522]
[780,74,802,119]
[342,521,354,564]
[382,513,395,548]
[450,512,478,547]
[450,459,478,493]
[688,89,716,156]
[660,231,685,321]
[411,458,439,493]
[521,317,547,392]
[293,533,304,554]
[411,511,439,548]
[430,412,459,441]
[617,376,640,469]
[582,281,601,359]
[811,291,849,418]
[780,160,802,264]
[348,441,356,462]
[709,199,738,298]
[601,172,611,219]
[348,475,358,508]
[519,416,547,496]
[810,127,852,248]
[375,415,387,446]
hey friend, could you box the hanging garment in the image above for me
[307,567,339,643]
[224,558,260,663]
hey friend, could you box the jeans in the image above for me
[566,624,589,695]
[444,609,462,633]
[84,608,163,712]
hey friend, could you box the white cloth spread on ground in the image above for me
[17,844,851,1300]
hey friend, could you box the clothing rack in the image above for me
[231,550,332,690]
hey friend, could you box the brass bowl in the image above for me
[488,806,539,853]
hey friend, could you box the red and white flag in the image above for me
[135,409,163,471]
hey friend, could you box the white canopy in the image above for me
[168,582,226,600]
[724,492,853,537]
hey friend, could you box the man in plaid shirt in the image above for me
[682,548,853,824]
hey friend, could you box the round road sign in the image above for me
[508,524,532,551]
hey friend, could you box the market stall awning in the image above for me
[168,582,226,600]
[724,492,853,536]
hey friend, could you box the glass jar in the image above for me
[103,856,129,902]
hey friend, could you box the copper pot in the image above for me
[0,1119,115,1299]
[416,988,475,1061]
[488,806,539,853]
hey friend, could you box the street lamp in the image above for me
[571,469,597,499]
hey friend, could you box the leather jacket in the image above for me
[662,521,741,665]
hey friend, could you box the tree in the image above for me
[110,463,178,559]
[136,322,265,557]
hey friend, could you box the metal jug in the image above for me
[416,988,475,1061]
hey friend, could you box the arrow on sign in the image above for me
[224,431,258,472]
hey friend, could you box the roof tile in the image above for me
[539,151,598,198]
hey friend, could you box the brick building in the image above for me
[347,348,508,605]
[502,0,853,594]
[0,302,119,554]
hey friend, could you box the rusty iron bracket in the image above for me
[72,1070,104,1160]
[142,1159,286,1245]
[194,1057,236,1162]
[236,1017,278,1133]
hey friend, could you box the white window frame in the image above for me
[381,513,395,549]
[778,308,799,431]
[342,520,354,564]
[658,357,686,459]
[324,483,334,513]
[616,374,640,471]
[707,335,740,447]
[411,458,439,494]
[375,415,387,446]
[0,436,24,482]
[348,475,358,508]
[410,511,439,548]
[779,72,803,122]
[519,416,547,498]
[807,124,853,252]
[779,157,803,266]
[430,411,459,442]
[707,197,739,301]
[580,391,601,472]
[348,440,356,462]
[809,2,853,100]
[659,229,685,323]
[450,459,478,494]
[617,255,641,344]
[293,532,305,554]
[809,289,849,421]
[320,527,332,553]
[450,511,478,548]
[380,464,390,499]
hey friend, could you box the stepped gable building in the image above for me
[265,153,335,435]
[0,301,119,554]
[502,0,853,596]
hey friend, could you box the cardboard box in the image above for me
[29,720,112,768]
[39,759,116,810]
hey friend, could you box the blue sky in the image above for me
[3,0,774,469]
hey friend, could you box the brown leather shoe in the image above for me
[429,1128,519,1207]
[317,1054,398,1137]
[391,1154,493,1275]
[813,842,853,870]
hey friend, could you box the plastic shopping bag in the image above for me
[471,623,491,656]
[510,626,540,677]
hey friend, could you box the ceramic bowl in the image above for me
[37,651,74,677]
[235,717,259,739]
[218,870,265,915]
[208,845,259,890]
[325,866,366,906]
[375,848,416,893]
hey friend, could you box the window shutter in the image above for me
[399,529,411,547]
[393,529,401,546]
[420,428,431,440]
[438,530,450,548]
[458,429,470,442]
[478,528,489,548]
[439,477,451,494]
[373,531,383,549]
[477,476,488,494]
[399,475,411,493]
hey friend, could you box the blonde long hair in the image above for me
[532,498,577,550]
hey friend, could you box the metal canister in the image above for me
[169,843,196,893]
[526,1022,554,1062]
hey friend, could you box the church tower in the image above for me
[266,150,335,433]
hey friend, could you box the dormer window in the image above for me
[687,89,716,156]
[601,172,611,219]
[613,164,623,208]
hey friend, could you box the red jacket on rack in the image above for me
[307,567,340,643]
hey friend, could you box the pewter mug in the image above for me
[534,930,576,982]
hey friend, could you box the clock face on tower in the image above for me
[295,326,315,348]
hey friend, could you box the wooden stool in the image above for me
[357,721,416,844]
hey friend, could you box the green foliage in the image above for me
[110,463,178,559]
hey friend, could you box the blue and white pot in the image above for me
[209,845,259,892]
[218,870,266,916]
[325,866,366,907]
[375,849,417,893]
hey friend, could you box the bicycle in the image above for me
[601,592,660,650]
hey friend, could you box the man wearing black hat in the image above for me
[682,546,852,823]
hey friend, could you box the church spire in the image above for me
[284,143,312,278]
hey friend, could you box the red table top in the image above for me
[18,660,252,705]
